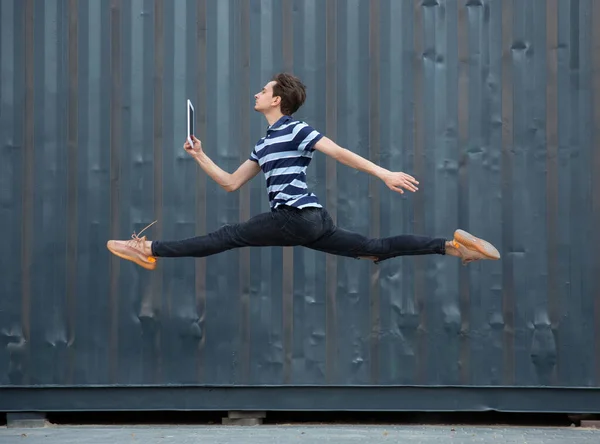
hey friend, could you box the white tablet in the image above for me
[187,99,194,146]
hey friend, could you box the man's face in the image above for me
[254,81,280,113]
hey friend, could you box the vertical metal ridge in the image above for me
[566,0,582,387]
[108,0,122,384]
[21,0,35,386]
[501,0,515,386]
[282,0,294,385]
[412,0,426,385]
[283,0,293,72]
[368,0,381,385]
[239,0,251,385]
[195,0,207,383]
[546,0,559,386]
[153,0,165,383]
[0,1,16,382]
[66,0,79,385]
[592,0,600,387]
[325,0,338,384]
[457,0,470,386]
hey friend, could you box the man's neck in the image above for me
[264,110,285,126]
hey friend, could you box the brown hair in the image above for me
[271,73,306,115]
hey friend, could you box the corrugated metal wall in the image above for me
[2,0,600,399]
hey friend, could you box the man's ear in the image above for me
[272,96,281,107]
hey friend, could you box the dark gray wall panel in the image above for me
[1,0,600,409]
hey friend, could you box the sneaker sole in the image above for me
[107,242,157,270]
[454,229,500,260]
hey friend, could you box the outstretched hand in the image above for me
[382,171,419,194]
[183,135,203,157]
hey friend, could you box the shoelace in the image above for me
[126,220,158,249]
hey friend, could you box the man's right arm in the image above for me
[185,135,261,192]
[193,153,260,192]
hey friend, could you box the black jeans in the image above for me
[151,206,446,263]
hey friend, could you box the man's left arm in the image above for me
[313,136,419,194]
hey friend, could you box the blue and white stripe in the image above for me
[249,115,323,209]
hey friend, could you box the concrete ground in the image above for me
[1,424,599,444]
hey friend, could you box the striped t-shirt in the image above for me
[250,115,323,209]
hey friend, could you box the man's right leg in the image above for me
[106,210,296,269]
[303,209,499,264]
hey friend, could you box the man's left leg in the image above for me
[106,210,302,270]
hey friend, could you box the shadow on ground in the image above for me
[0,411,590,427]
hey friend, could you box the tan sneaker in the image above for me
[451,229,500,264]
[107,221,158,270]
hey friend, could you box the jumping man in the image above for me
[107,73,500,270]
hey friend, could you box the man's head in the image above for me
[254,73,306,116]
